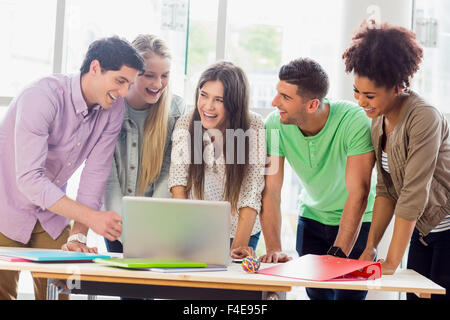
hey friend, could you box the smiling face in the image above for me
[85,60,138,109]
[272,80,309,126]
[130,54,171,106]
[353,74,401,119]
[197,80,228,131]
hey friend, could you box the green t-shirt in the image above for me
[265,99,375,225]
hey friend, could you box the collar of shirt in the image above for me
[70,73,101,117]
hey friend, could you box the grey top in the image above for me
[124,101,149,181]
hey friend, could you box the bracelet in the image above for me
[327,246,348,258]
[67,233,87,244]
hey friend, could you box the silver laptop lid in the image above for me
[122,197,231,266]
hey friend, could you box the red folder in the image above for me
[258,254,381,281]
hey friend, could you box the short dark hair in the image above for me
[342,20,423,89]
[80,36,145,75]
[279,58,329,101]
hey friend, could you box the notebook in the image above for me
[94,258,207,269]
[121,197,231,266]
[0,250,110,262]
[149,265,228,273]
[258,254,382,281]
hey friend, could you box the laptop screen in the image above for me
[122,197,231,266]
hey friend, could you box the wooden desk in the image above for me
[0,248,445,300]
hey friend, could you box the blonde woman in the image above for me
[103,34,185,253]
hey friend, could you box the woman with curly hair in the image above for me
[343,21,450,300]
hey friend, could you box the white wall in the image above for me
[337,0,413,101]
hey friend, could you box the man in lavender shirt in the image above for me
[0,36,144,300]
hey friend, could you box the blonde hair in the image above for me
[132,34,171,196]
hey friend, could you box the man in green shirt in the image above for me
[260,58,376,300]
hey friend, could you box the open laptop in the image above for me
[121,197,231,266]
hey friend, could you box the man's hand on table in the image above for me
[62,241,98,254]
[258,250,292,263]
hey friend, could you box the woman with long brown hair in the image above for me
[168,61,266,259]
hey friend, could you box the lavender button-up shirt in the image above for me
[0,73,124,244]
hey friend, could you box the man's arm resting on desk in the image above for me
[62,221,98,253]
[259,155,291,263]
[333,152,375,256]
[359,196,395,262]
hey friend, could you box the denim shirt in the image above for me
[103,94,186,224]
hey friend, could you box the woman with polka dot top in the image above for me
[168,61,266,259]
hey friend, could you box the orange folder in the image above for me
[258,254,381,281]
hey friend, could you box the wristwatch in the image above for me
[67,233,87,244]
[327,246,348,258]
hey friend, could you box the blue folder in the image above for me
[0,250,110,262]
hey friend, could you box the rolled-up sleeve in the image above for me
[168,114,192,191]
[76,106,124,211]
[14,87,66,209]
[394,108,443,221]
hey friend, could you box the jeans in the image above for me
[230,231,261,251]
[296,216,371,300]
[104,238,124,254]
[407,228,450,300]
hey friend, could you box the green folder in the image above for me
[94,258,207,269]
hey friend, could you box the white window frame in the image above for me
[215,0,228,61]
[0,0,66,107]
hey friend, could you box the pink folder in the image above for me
[0,255,29,262]
[258,254,381,281]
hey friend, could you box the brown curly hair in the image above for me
[342,20,423,89]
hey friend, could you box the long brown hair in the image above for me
[187,61,251,213]
[132,34,172,196]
